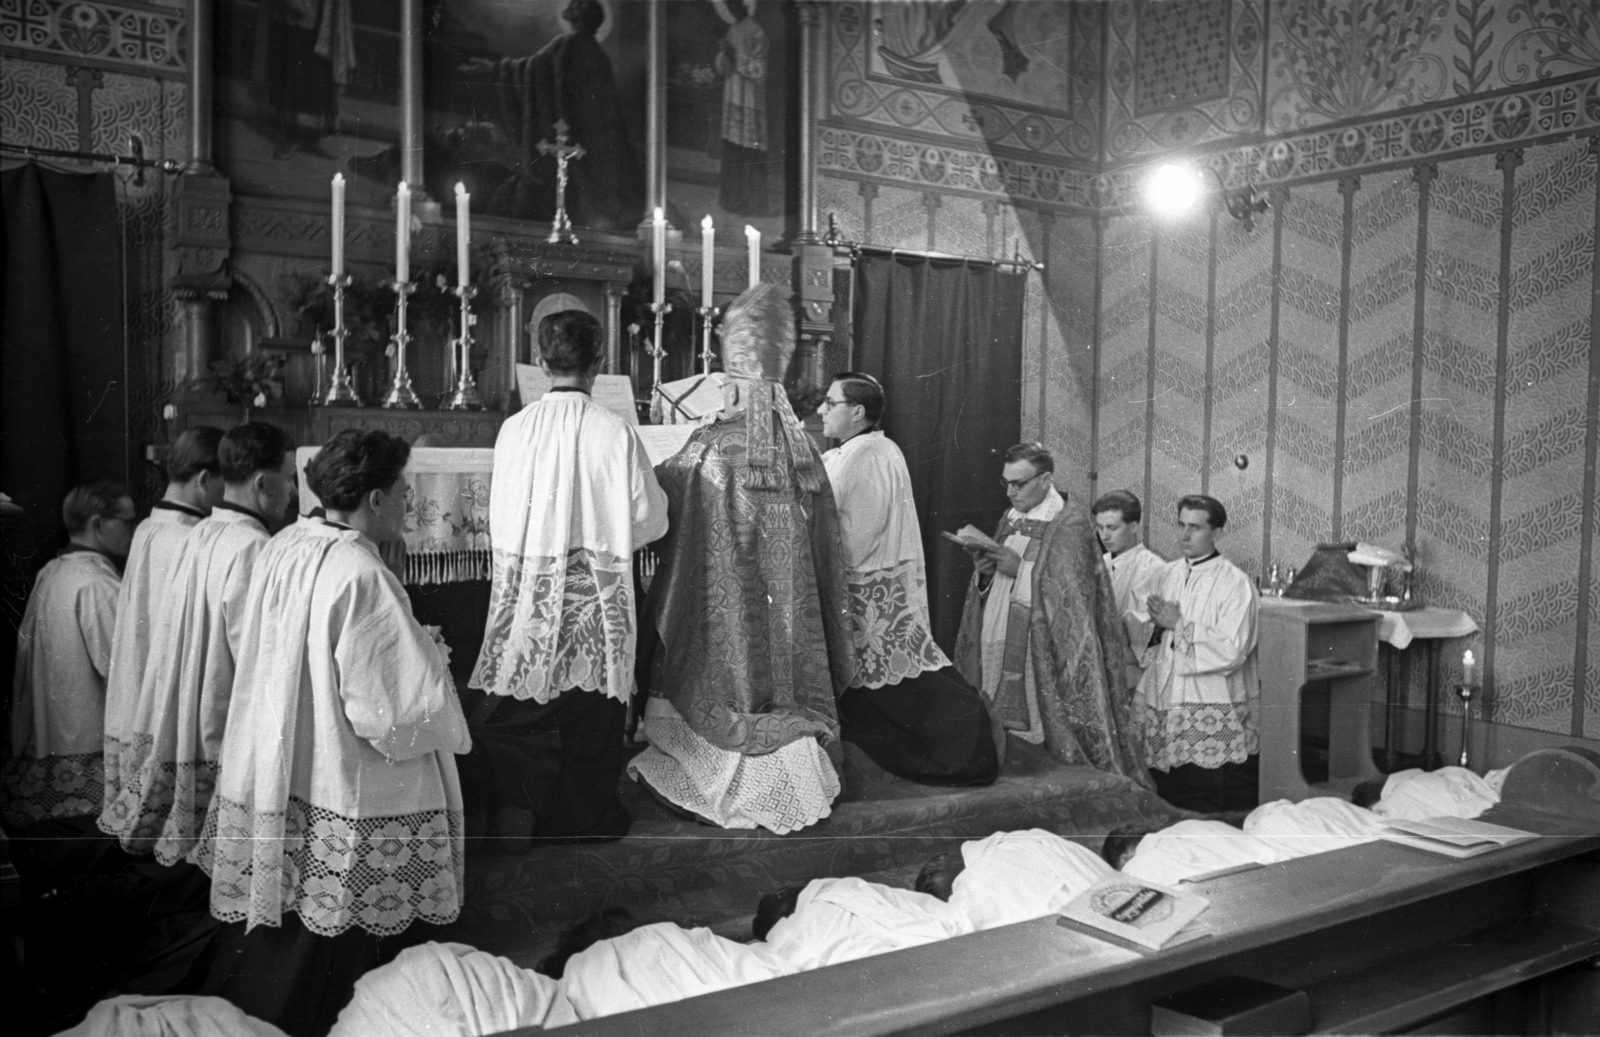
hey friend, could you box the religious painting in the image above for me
[417,0,648,232]
[666,0,794,238]
[213,0,406,207]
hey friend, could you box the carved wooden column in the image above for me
[187,0,215,174]
[791,1,831,392]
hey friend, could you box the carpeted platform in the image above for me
[434,741,1180,968]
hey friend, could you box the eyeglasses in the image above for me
[1001,470,1046,491]
[819,397,852,410]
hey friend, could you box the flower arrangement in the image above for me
[205,351,287,409]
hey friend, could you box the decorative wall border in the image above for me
[821,71,1600,215]
[0,0,185,80]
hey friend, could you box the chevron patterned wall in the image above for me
[1090,138,1599,740]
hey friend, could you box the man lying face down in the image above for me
[753,876,972,972]
[911,830,1115,930]
[1350,764,1503,823]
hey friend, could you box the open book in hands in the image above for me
[941,524,1003,553]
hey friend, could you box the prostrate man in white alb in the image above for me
[758,875,973,972]
[466,310,668,846]
[1139,494,1261,813]
[194,430,470,1037]
[103,428,225,772]
[101,422,296,863]
[818,372,997,786]
[1091,490,1166,689]
[3,483,134,830]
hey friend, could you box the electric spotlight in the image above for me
[1147,164,1201,216]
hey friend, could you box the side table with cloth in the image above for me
[1258,598,1478,772]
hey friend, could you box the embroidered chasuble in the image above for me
[470,390,668,704]
[3,549,120,826]
[628,412,854,833]
[104,504,203,766]
[101,506,268,862]
[953,490,1148,786]
[193,517,469,938]
[1136,553,1260,772]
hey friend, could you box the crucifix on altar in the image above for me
[537,119,586,245]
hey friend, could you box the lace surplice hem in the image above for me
[192,793,465,939]
[99,731,218,864]
[471,547,635,704]
[627,708,840,835]
[1,750,104,827]
[845,562,950,689]
[1138,701,1260,771]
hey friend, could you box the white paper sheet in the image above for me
[634,425,696,466]
[516,364,639,426]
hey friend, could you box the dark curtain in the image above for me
[1,163,128,683]
[853,255,1026,651]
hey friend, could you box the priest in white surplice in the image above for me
[193,430,470,1037]
[1137,494,1261,813]
[103,427,225,780]
[1091,490,1166,689]
[819,373,997,786]
[3,483,134,829]
[101,423,296,863]
[466,310,668,845]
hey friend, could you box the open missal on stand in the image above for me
[1057,875,1210,952]
[1377,816,1537,858]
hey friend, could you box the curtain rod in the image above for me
[0,140,182,185]
[825,217,1044,272]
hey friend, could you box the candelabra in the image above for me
[381,279,421,409]
[1455,681,1476,768]
[308,333,326,405]
[647,300,671,423]
[323,273,363,406]
[442,283,484,411]
[696,304,720,376]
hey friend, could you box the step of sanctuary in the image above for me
[435,740,1179,969]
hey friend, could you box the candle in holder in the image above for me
[745,224,760,289]
[700,215,714,307]
[330,173,345,276]
[455,182,471,287]
[1462,649,1477,687]
[395,182,411,283]
[652,207,666,306]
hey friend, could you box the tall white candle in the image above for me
[745,225,760,289]
[652,207,666,307]
[1462,649,1477,687]
[455,182,470,287]
[330,173,345,276]
[700,215,714,308]
[395,182,411,284]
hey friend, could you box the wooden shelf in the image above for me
[1310,917,1600,1034]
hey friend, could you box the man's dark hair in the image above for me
[1091,489,1142,526]
[1003,441,1054,475]
[1100,823,1158,870]
[1177,493,1227,529]
[1351,779,1386,810]
[305,430,410,512]
[831,371,885,425]
[752,885,804,941]
[537,907,638,979]
[220,422,294,484]
[167,426,224,482]
[63,482,130,535]
[538,310,604,375]
[563,0,605,36]
[914,852,965,902]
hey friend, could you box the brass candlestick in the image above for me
[324,273,363,406]
[697,304,720,376]
[381,279,421,409]
[647,300,671,424]
[308,333,326,405]
[442,283,484,411]
[1455,682,1476,768]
